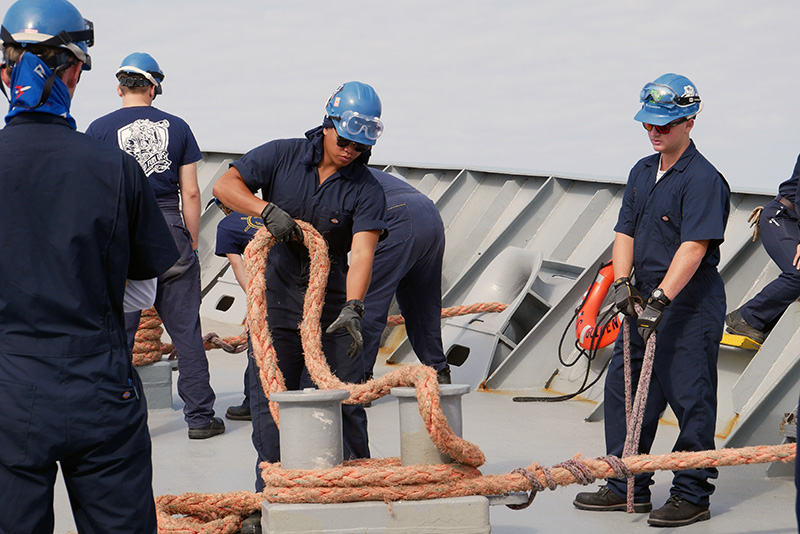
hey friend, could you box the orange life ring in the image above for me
[574,261,622,350]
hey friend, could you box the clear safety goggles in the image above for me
[639,83,701,107]
[335,109,384,141]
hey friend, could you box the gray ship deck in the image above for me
[52,319,796,534]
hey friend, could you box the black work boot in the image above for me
[225,402,252,421]
[573,485,652,513]
[725,308,766,344]
[239,511,262,534]
[648,495,710,527]
[188,417,225,439]
[436,365,452,384]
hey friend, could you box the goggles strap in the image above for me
[39,28,94,49]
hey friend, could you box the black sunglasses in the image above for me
[335,134,370,153]
[642,117,689,135]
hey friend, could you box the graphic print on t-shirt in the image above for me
[116,119,172,177]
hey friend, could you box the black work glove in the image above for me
[613,277,643,318]
[636,291,669,342]
[325,299,365,358]
[261,203,303,243]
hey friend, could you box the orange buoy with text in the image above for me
[574,261,621,350]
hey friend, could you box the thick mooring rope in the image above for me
[385,302,509,327]
[621,314,657,512]
[154,223,797,533]
[155,444,795,533]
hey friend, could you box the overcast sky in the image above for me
[64,0,798,193]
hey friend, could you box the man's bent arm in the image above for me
[659,240,709,300]
[213,167,267,217]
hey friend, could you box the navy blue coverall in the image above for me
[740,155,800,332]
[605,140,730,507]
[87,106,218,429]
[362,169,448,375]
[232,127,387,491]
[0,113,179,533]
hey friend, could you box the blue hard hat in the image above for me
[325,81,384,146]
[117,52,164,95]
[1,0,94,70]
[634,73,702,126]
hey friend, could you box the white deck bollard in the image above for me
[391,384,470,465]
[269,388,351,469]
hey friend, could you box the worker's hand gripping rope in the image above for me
[612,277,642,318]
[636,288,670,342]
[260,202,303,243]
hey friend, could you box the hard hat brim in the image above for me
[634,107,675,126]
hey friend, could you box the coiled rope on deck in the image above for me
[131,309,248,366]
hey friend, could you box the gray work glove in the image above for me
[613,277,643,318]
[260,203,302,243]
[325,299,365,358]
[636,295,668,342]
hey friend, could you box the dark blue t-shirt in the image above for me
[614,140,730,291]
[232,135,387,328]
[215,212,264,256]
[0,114,179,355]
[86,106,203,198]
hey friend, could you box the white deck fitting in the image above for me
[136,360,173,410]
[271,389,351,470]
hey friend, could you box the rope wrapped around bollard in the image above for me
[243,221,485,468]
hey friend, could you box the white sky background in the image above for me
[67,0,799,193]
